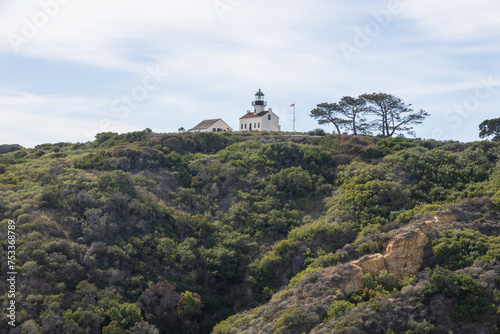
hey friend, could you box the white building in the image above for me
[239,89,281,132]
[188,119,233,133]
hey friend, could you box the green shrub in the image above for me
[432,229,490,270]
[356,240,381,255]
[97,170,136,196]
[362,145,383,159]
[394,204,442,224]
[308,128,327,136]
[328,161,411,227]
[348,272,406,304]
[74,150,109,170]
[405,320,435,334]
[384,146,492,202]
[288,267,322,287]
[423,266,485,322]
[376,137,418,155]
[275,307,315,334]
[271,166,313,198]
[327,300,355,318]
[0,144,23,155]
[305,251,345,269]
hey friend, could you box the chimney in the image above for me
[247,110,251,114]
[268,108,272,112]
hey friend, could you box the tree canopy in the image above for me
[479,117,500,141]
[337,96,368,135]
[310,93,429,137]
[309,102,346,135]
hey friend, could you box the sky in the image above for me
[0,0,499,147]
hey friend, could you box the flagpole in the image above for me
[293,104,296,135]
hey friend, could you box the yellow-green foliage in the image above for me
[405,320,435,334]
[384,146,492,202]
[488,168,500,207]
[288,266,322,287]
[327,300,355,318]
[274,307,316,334]
[327,161,412,227]
[305,251,345,269]
[348,272,411,304]
[394,203,443,224]
[433,229,500,270]
[212,307,263,334]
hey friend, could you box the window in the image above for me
[254,123,256,128]
[213,128,216,132]
[245,124,247,129]
[258,122,260,128]
[241,124,243,129]
[268,115,271,120]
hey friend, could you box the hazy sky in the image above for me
[1,0,499,147]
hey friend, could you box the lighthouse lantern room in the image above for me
[251,89,267,113]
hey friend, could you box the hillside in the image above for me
[1,130,500,333]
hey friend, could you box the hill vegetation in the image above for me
[1,130,500,333]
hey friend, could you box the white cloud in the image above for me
[403,0,500,41]
[0,0,498,145]
[0,0,337,72]
[0,89,117,147]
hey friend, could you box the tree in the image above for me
[337,96,369,135]
[309,103,348,134]
[361,93,429,137]
[138,281,181,333]
[177,291,203,319]
[104,303,143,331]
[479,118,500,141]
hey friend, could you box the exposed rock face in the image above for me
[383,226,429,279]
[335,263,364,295]
[352,254,387,275]
[348,223,431,290]
[295,221,435,302]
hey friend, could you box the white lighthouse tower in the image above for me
[239,89,281,132]
[252,89,267,113]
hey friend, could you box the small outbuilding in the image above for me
[188,119,233,133]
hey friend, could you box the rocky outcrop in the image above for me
[285,220,437,309]
[383,225,429,279]
[352,253,387,275]
[335,263,364,295]
[332,222,432,298]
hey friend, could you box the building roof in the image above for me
[189,119,224,130]
[255,89,264,97]
[240,111,269,119]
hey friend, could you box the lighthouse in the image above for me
[252,89,267,113]
[239,89,281,132]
